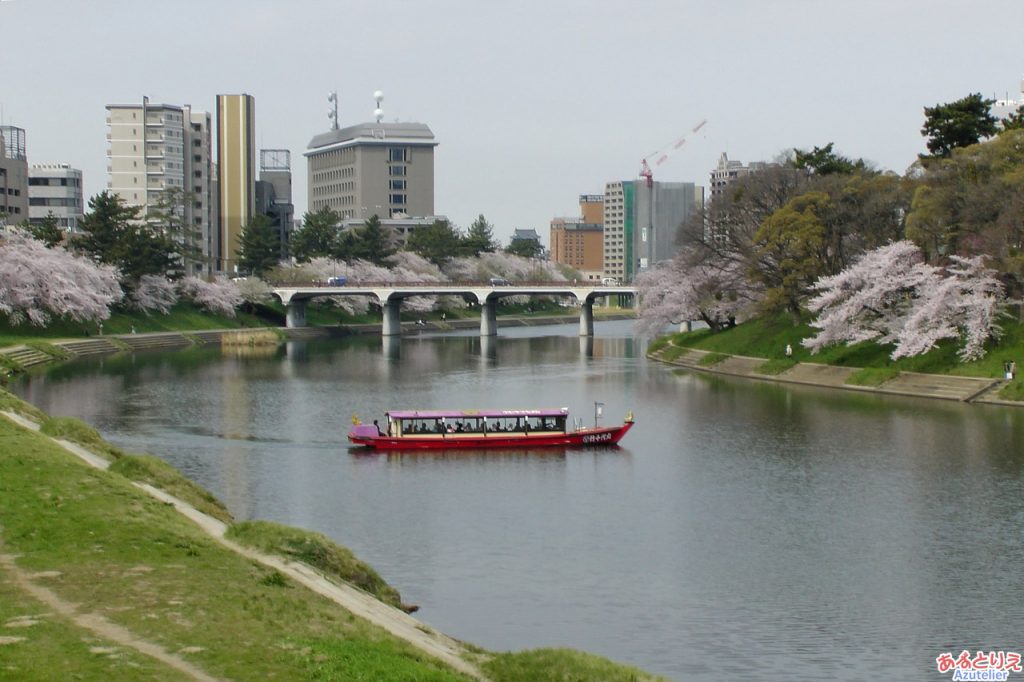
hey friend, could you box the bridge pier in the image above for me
[579,301,594,337]
[285,299,307,328]
[480,301,497,336]
[382,301,402,336]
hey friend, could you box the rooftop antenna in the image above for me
[373,90,384,123]
[327,91,339,130]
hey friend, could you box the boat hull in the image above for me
[348,421,633,450]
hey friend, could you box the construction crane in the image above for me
[639,119,708,187]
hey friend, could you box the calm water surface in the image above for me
[11,321,1024,681]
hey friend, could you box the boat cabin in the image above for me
[385,408,570,438]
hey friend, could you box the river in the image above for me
[10,320,1024,680]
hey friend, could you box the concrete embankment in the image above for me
[649,345,1021,408]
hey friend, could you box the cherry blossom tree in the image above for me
[177,277,243,317]
[802,241,936,352]
[802,241,1005,361]
[233,277,274,310]
[893,255,1004,361]
[129,274,177,314]
[635,251,755,336]
[0,229,122,326]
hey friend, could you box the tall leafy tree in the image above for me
[237,214,281,277]
[291,206,342,263]
[462,214,498,256]
[75,191,178,286]
[921,93,998,159]
[149,187,205,275]
[24,213,64,247]
[791,143,866,175]
[906,129,1024,292]
[405,219,462,266]
[352,214,396,265]
[750,191,830,318]
[504,237,542,259]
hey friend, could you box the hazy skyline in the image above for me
[4,0,1023,244]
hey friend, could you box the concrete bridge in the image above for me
[271,282,636,336]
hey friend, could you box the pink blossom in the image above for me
[177,276,243,317]
[803,241,1005,361]
[130,274,176,314]
[0,229,122,325]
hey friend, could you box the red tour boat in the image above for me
[348,407,634,450]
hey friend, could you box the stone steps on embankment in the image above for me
[651,343,1016,406]
[871,372,998,401]
[117,333,193,352]
[1,345,55,368]
[54,338,124,357]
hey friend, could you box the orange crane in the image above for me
[639,119,708,187]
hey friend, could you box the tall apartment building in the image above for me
[306,121,437,220]
[709,153,774,201]
[0,126,29,226]
[28,164,84,232]
[603,180,703,282]
[550,194,605,281]
[106,99,214,275]
[217,94,256,274]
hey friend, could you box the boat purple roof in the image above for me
[386,408,569,420]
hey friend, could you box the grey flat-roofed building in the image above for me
[306,121,437,220]
[28,164,84,232]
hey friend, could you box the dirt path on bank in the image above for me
[0,550,220,681]
[1,410,484,680]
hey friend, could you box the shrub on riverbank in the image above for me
[226,520,403,609]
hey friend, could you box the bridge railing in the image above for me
[269,280,632,288]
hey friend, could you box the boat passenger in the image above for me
[373,419,384,436]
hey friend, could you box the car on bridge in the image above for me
[489,277,509,286]
[327,276,348,286]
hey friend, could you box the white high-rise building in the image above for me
[106,97,214,274]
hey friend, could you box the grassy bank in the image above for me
[656,315,1024,398]
[0,390,665,680]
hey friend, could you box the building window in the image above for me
[389,147,408,162]
[390,194,406,205]
[390,179,406,190]
[389,165,406,177]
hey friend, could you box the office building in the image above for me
[217,94,256,274]
[256,149,294,259]
[550,194,604,281]
[603,180,703,282]
[28,164,83,232]
[306,120,437,220]
[0,126,28,226]
[339,214,447,250]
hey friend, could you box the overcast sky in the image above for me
[4,0,1023,244]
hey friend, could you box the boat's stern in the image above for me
[348,424,381,446]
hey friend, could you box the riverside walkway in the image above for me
[649,344,1021,407]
